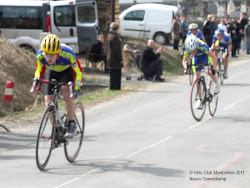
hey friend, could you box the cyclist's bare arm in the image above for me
[182,55,190,69]
[208,50,217,69]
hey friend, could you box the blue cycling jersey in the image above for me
[187,29,204,40]
[212,34,232,48]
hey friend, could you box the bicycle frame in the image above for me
[193,64,212,103]
[30,78,73,129]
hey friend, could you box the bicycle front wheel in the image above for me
[36,106,55,171]
[208,80,219,116]
[64,102,85,163]
[190,78,207,121]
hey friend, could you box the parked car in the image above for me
[0,0,100,54]
[119,3,178,45]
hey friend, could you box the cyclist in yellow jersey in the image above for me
[183,34,220,108]
[33,34,83,138]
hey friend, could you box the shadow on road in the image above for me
[44,159,185,178]
[214,115,250,123]
[221,83,250,87]
[0,132,36,157]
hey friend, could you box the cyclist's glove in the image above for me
[212,69,216,75]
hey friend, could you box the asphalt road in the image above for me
[0,55,250,188]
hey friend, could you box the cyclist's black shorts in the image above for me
[45,68,74,95]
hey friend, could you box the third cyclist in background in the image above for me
[187,23,204,41]
[211,28,232,79]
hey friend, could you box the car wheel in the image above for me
[154,33,167,45]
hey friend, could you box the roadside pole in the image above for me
[3,80,15,119]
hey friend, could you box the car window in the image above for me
[0,6,42,29]
[78,6,96,23]
[54,5,75,26]
[124,10,145,21]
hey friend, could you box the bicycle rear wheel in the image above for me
[36,106,55,170]
[64,102,85,162]
[190,78,207,121]
[208,80,219,116]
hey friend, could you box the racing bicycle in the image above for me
[190,64,219,121]
[30,78,85,171]
[213,47,225,85]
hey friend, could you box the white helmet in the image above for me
[185,34,199,51]
[189,23,198,30]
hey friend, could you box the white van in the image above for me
[0,0,99,54]
[119,3,178,45]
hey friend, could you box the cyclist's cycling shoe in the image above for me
[195,99,203,109]
[64,121,76,138]
[214,83,220,95]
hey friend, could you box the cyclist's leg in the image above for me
[223,53,229,72]
[192,56,201,83]
[61,68,75,121]
[193,56,202,98]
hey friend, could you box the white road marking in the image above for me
[189,94,250,129]
[125,136,174,159]
[188,117,212,129]
[54,168,99,188]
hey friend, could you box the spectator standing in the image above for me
[141,39,164,82]
[224,15,231,31]
[218,18,228,34]
[238,12,248,53]
[89,34,109,73]
[172,15,181,50]
[244,17,250,54]
[107,22,123,90]
[211,15,218,36]
[181,15,189,45]
[203,14,213,47]
[228,18,238,58]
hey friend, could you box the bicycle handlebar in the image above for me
[30,77,74,97]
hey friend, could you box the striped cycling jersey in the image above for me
[184,39,209,58]
[35,45,82,91]
[186,29,204,40]
[212,34,232,48]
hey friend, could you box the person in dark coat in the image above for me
[106,22,123,90]
[89,34,108,73]
[141,39,164,82]
[229,18,239,58]
[203,14,213,47]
